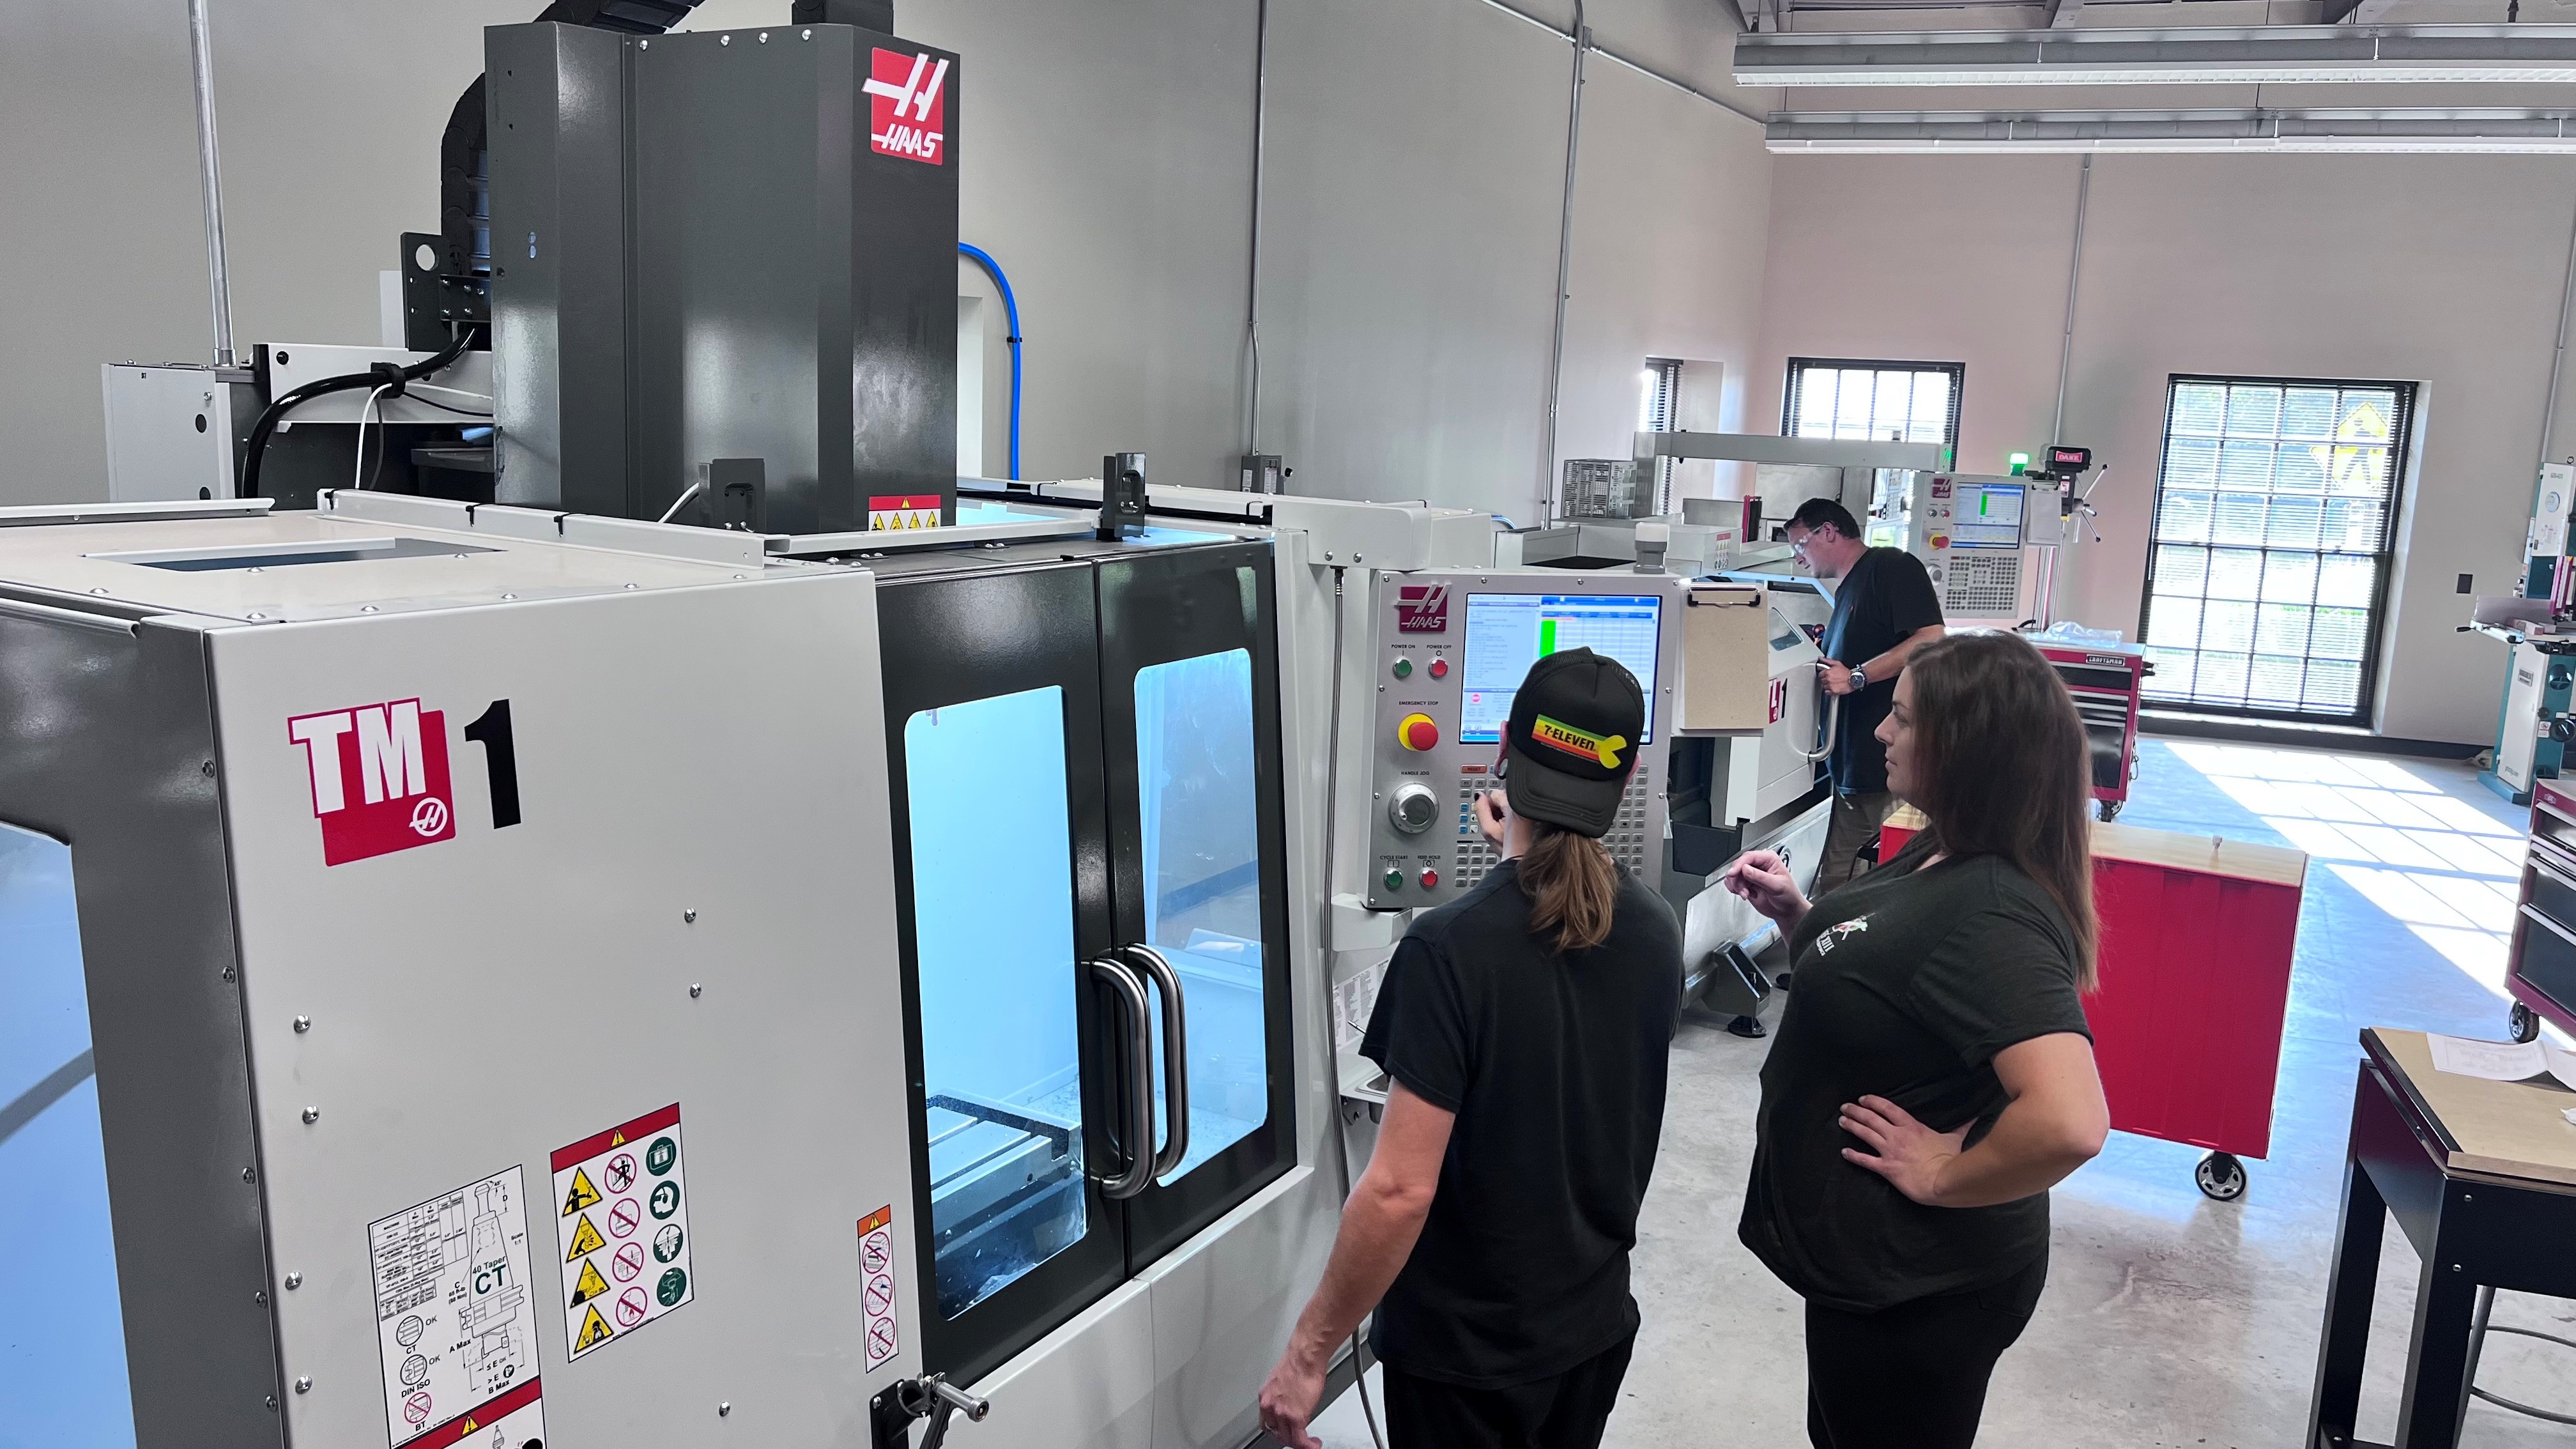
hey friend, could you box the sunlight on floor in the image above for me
[2162,741,2527,1002]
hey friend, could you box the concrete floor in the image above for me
[1313,737,2576,1447]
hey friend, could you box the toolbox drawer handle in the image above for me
[2521,903,2576,949]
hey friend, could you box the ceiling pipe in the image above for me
[187,0,236,368]
[1539,3,1589,523]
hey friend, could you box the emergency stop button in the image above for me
[1397,713,1439,751]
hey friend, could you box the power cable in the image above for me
[240,325,481,498]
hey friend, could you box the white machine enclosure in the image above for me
[101,362,262,502]
[0,505,921,1448]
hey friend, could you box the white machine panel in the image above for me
[1874,472,2035,622]
[1361,570,1682,910]
[101,362,259,502]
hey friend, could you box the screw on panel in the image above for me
[293,1016,310,1032]
[640,38,649,48]
[264,1396,277,1410]
[302,1107,319,1124]
[242,1167,256,1183]
[222,967,237,981]
[720,1403,732,1417]
[284,1272,302,1289]
[721,33,732,44]
[295,1377,311,1394]
[690,985,703,999]
[802,27,813,37]
[202,759,216,776]
[93,586,110,595]
[684,908,698,923]
[759,31,770,41]
[254,1291,268,1304]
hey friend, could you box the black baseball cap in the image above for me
[1503,648,1644,838]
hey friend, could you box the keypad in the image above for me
[1943,551,2021,615]
[1453,765,1653,887]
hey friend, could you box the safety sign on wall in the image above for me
[367,1166,544,1448]
[553,1103,694,1360]
[857,1205,901,1370]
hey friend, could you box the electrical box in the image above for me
[100,363,260,502]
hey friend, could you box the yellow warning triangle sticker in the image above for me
[565,1213,606,1261]
[569,1257,610,1307]
[610,1130,626,1147]
[562,1167,601,1216]
[574,1304,613,1353]
[460,1420,478,1434]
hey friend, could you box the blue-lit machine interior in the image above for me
[902,647,1269,1323]
[0,822,137,1446]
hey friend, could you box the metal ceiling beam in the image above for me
[1735,24,2576,84]
[1765,104,2576,149]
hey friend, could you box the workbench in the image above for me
[2307,1028,2576,1448]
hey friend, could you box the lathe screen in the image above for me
[1459,592,1662,744]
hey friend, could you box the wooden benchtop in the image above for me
[2366,1028,2576,1191]
[1884,805,2308,887]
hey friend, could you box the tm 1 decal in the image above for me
[288,698,522,866]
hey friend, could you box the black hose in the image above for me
[239,325,483,499]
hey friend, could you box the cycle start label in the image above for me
[553,1103,694,1360]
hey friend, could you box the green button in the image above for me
[1392,658,1413,678]
[1383,868,1404,891]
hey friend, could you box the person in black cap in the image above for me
[1258,648,1683,1449]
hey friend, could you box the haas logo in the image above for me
[864,49,947,164]
[1395,583,1450,634]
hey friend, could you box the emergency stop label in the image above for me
[857,1206,900,1370]
[553,1104,694,1359]
[366,1165,544,1448]
[290,700,455,865]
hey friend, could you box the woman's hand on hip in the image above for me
[1722,850,1807,927]
[1837,1095,1971,1207]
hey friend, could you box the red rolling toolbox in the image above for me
[2032,639,2151,820]
[2506,778,2576,1043]
[1884,809,2307,1200]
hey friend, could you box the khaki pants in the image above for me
[1814,790,1897,900]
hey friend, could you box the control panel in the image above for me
[1363,570,1682,910]
[1873,473,2030,621]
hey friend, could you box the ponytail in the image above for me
[1519,824,1621,953]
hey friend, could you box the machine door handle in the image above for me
[1119,944,1192,1183]
[1086,958,1154,1200]
[1795,692,1841,764]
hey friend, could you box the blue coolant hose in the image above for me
[958,242,1022,480]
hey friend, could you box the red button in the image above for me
[1420,868,1440,889]
[1428,657,1450,678]
[1398,713,1439,751]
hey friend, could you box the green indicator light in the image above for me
[2007,452,2030,475]
[1392,658,1413,678]
[1383,868,1404,891]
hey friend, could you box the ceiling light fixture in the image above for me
[1735,25,2576,86]
[1763,107,2576,153]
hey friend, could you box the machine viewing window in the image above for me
[903,687,1088,1321]
[2138,377,2412,723]
[1948,480,2025,550]
[0,822,136,1445]
[1460,594,1663,745]
[1782,358,1963,450]
[1133,650,1268,1183]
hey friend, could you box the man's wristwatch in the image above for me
[1849,666,1870,691]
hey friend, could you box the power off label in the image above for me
[858,1206,900,1370]
[367,1165,543,1448]
[553,1104,694,1360]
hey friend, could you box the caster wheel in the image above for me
[2098,799,2124,822]
[2511,1002,2542,1044]
[2196,1151,2247,1202]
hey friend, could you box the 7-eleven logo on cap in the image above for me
[864,48,947,164]
[1531,714,1628,770]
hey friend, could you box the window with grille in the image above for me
[2138,376,2412,723]
[1782,358,1963,450]
[1639,358,1682,515]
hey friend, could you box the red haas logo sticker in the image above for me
[288,700,456,866]
[1395,583,1450,634]
[864,49,947,164]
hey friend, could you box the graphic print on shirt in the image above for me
[1812,916,1871,954]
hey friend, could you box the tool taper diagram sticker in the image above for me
[857,1206,900,1370]
[553,1104,693,1359]
[367,1166,544,1448]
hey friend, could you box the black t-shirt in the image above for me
[1821,547,1943,794]
[1738,839,2092,1314]
[1360,859,1683,1388]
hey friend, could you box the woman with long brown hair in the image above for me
[1722,631,2110,1449]
[1260,648,1682,1449]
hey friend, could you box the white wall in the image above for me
[3,0,1771,518]
[1754,153,2576,744]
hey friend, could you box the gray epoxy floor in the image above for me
[1314,737,2576,1447]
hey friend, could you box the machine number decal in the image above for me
[366,1165,546,1448]
[1768,677,1788,725]
[554,1105,694,1360]
[858,1205,901,1370]
[864,49,947,164]
[290,696,521,866]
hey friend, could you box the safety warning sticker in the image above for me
[553,1103,693,1360]
[857,1206,901,1370]
[367,1165,544,1448]
[867,494,942,531]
